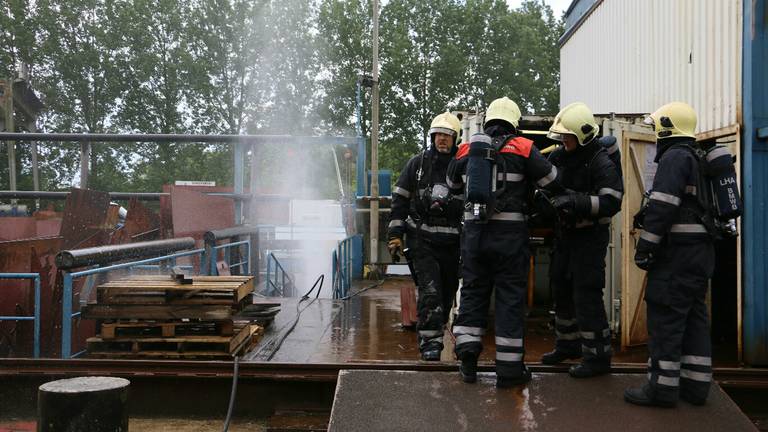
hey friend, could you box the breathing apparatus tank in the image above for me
[702,144,742,234]
[598,135,623,179]
[465,133,496,222]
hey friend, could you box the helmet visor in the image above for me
[429,127,457,137]
[643,116,656,130]
[547,131,564,142]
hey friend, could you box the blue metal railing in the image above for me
[264,252,293,297]
[209,240,251,276]
[0,273,41,358]
[60,248,206,358]
[332,236,355,299]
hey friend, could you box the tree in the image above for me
[511,0,562,113]
[378,0,467,173]
[34,0,132,191]
[0,0,35,78]
[316,0,372,135]
[113,0,230,191]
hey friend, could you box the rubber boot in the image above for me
[624,384,676,408]
[459,355,478,383]
[541,349,581,365]
[496,367,532,388]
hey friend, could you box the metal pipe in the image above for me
[56,237,196,269]
[0,132,357,145]
[369,0,380,269]
[204,225,260,245]
[0,190,252,201]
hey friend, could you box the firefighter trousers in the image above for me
[550,226,612,365]
[453,221,529,378]
[409,237,460,351]
[645,239,715,403]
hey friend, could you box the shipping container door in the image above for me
[617,127,657,348]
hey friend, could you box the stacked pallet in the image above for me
[82,275,264,359]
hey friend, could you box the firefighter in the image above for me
[387,111,464,361]
[448,97,563,387]
[624,102,714,407]
[540,102,623,378]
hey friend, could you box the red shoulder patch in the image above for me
[499,137,533,158]
[455,142,470,160]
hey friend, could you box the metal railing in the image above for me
[0,273,41,358]
[208,240,251,275]
[264,253,294,297]
[332,236,355,299]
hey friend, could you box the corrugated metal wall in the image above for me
[560,0,742,134]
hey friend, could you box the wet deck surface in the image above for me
[329,370,757,432]
[246,276,648,365]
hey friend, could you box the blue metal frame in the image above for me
[742,0,768,366]
[0,273,41,358]
[209,240,251,276]
[264,252,293,297]
[332,236,355,299]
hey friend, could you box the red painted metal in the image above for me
[0,218,37,241]
[169,186,234,237]
[399,283,417,328]
[0,237,61,357]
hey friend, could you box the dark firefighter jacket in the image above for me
[446,135,562,220]
[548,140,624,228]
[388,147,462,244]
[637,137,709,253]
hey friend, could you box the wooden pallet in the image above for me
[95,275,254,306]
[99,320,234,339]
[87,323,258,358]
[81,304,236,321]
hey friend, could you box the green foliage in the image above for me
[0,0,563,195]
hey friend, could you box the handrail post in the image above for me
[33,276,41,358]
[61,272,73,358]
[210,246,218,276]
[245,240,251,275]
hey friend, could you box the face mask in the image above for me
[484,124,514,137]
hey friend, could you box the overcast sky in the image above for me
[506,0,572,18]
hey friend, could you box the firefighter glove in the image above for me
[551,192,591,217]
[634,249,655,271]
[387,237,403,256]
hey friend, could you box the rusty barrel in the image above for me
[38,376,130,432]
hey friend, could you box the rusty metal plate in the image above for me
[58,188,111,250]
[111,198,160,244]
[0,236,62,357]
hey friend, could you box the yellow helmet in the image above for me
[548,102,599,146]
[644,101,697,140]
[429,111,461,144]
[484,97,522,129]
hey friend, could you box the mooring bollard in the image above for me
[38,376,130,432]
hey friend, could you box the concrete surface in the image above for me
[328,370,757,432]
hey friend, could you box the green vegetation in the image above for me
[0,0,562,193]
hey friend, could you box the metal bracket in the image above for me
[757,126,768,140]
